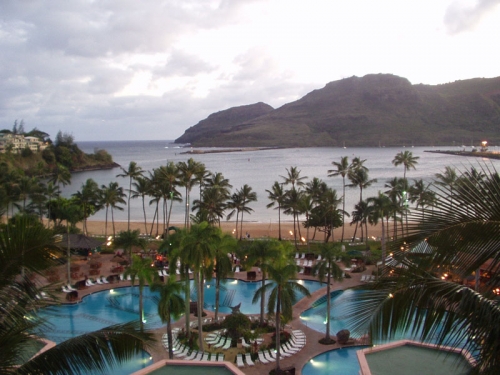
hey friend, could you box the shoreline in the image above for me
[80,219,384,241]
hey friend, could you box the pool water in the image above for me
[302,346,367,375]
[200,278,324,314]
[36,279,324,374]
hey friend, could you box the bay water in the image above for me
[66,141,498,227]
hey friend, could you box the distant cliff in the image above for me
[175,74,500,147]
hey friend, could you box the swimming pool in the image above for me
[36,279,324,373]
[302,346,367,375]
[200,278,325,314]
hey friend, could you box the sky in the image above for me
[1,0,500,142]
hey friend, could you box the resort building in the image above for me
[0,133,47,153]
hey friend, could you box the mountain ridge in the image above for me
[175,74,500,147]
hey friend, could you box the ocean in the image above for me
[63,140,499,225]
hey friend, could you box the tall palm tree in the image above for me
[100,182,126,240]
[392,150,419,180]
[244,240,282,325]
[311,243,344,342]
[347,165,500,374]
[253,245,310,373]
[131,176,151,234]
[0,216,154,374]
[367,192,393,266]
[117,161,144,231]
[435,166,458,207]
[204,172,232,199]
[350,200,370,243]
[237,184,257,240]
[177,158,203,230]
[280,166,307,190]
[49,163,71,191]
[192,186,227,226]
[150,277,184,359]
[227,192,243,239]
[57,198,83,285]
[348,167,377,203]
[114,229,147,261]
[178,222,219,351]
[328,156,351,243]
[283,188,303,246]
[123,254,157,331]
[213,232,237,322]
[266,181,286,240]
[409,179,437,220]
[72,178,100,235]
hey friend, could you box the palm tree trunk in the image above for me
[127,178,132,231]
[149,206,158,237]
[326,271,331,340]
[215,276,220,322]
[240,208,244,240]
[260,270,266,325]
[167,316,174,359]
[142,196,147,234]
[139,285,144,331]
[275,287,282,372]
[111,208,116,238]
[104,206,109,248]
[341,178,346,243]
[66,225,71,285]
[278,205,282,241]
[196,272,204,351]
[184,270,191,339]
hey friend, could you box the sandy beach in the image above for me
[80,219,384,241]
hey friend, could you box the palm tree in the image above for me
[280,166,307,190]
[57,198,83,285]
[311,243,344,342]
[150,276,184,359]
[392,150,419,180]
[131,176,151,234]
[435,166,458,207]
[123,254,157,331]
[409,179,437,220]
[72,178,100,235]
[348,167,377,203]
[114,229,147,261]
[100,182,126,240]
[350,200,370,243]
[0,216,153,374]
[328,156,351,243]
[49,163,71,191]
[192,186,227,226]
[347,164,500,374]
[266,182,286,240]
[117,161,144,231]
[367,192,393,266]
[178,222,219,351]
[177,158,203,230]
[226,192,243,239]
[213,232,237,322]
[283,188,303,246]
[237,184,257,240]
[253,244,310,373]
[244,240,282,325]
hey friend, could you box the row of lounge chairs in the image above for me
[295,253,323,261]
[360,274,376,282]
[236,353,255,367]
[296,259,313,267]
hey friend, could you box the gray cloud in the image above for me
[444,0,500,34]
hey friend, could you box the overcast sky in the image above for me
[1,0,499,142]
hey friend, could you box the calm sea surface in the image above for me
[65,140,499,228]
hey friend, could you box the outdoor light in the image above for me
[388,293,394,298]
[289,230,293,235]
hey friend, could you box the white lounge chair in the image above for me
[67,284,77,291]
[101,276,109,284]
[234,266,240,273]
[61,285,71,293]
[126,275,132,281]
[236,354,245,367]
[201,352,210,361]
[96,278,103,285]
[317,255,322,261]
[85,279,95,287]
[222,338,232,350]
[119,274,125,281]
[175,346,189,358]
[245,353,255,366]
[241,337,251,348]
[258,351,269,364]
[263,350,275,362]
[158,270,163,277]
[162,270,169,277]
[214,337,227,348]
[295,252,299,259]
[217,353,224,361]
[210,353,218,362]
[300,253,305,259]
[185,350,198,360]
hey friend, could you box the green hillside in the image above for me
[175,74,500,147]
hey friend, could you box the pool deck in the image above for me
[42,253,374,375]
